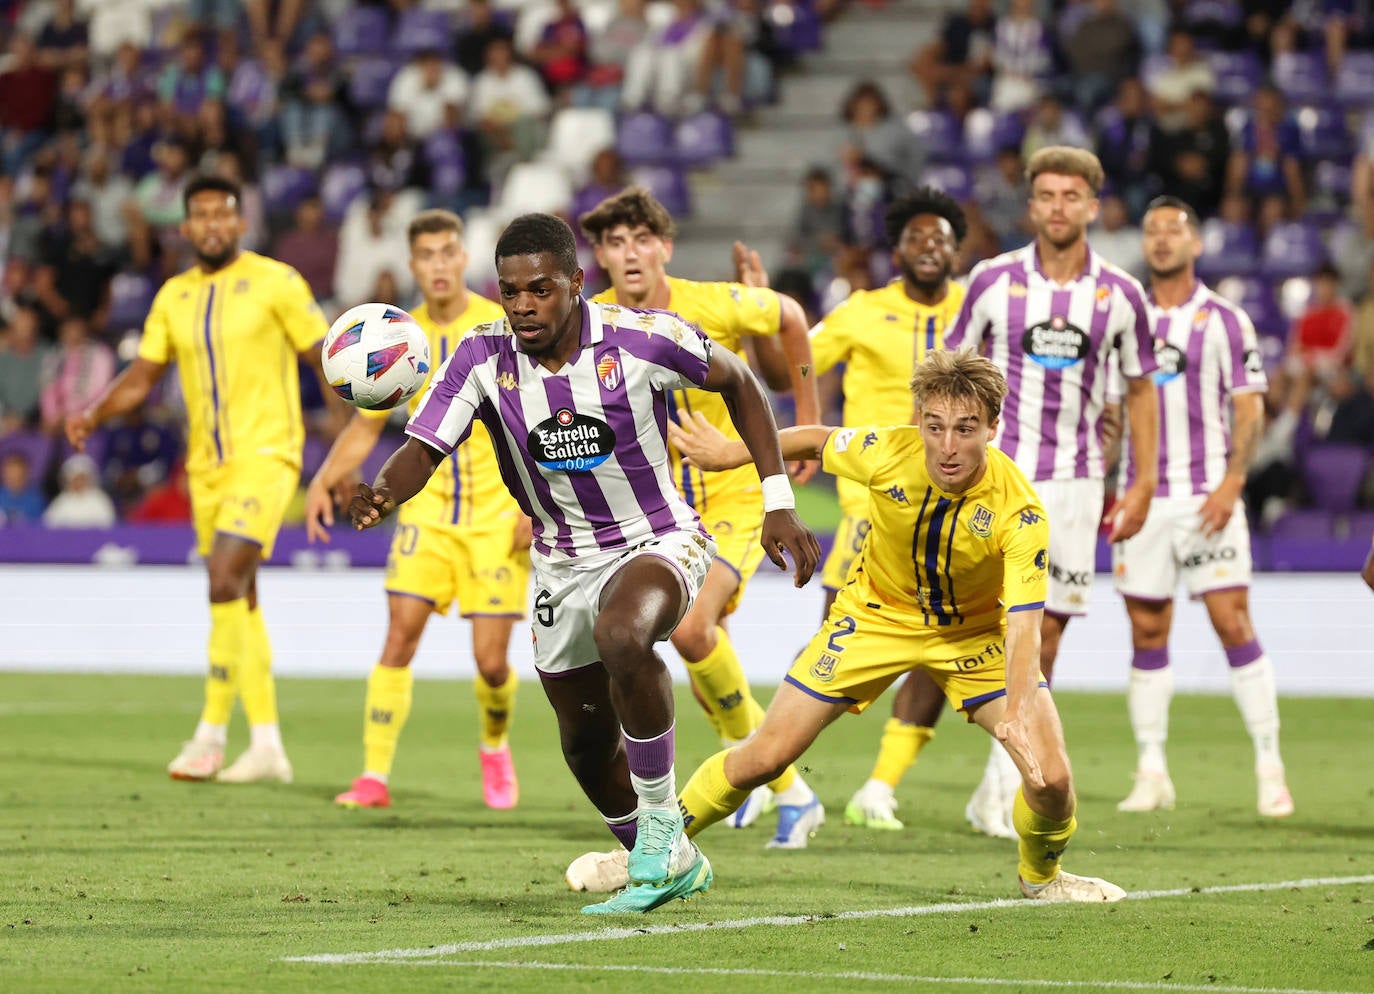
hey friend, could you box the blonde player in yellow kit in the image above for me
[66,175,336,783]
[304,210,530,810]
[578,187,825,846]
[806,189,971,830]
[604,350,1125,909]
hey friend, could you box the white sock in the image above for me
[362,770,389,785]
[1128,665,1174,774]
[1229,656,1283,770]
[631,769,677,810]
[773,774,814,807]
[860,777,895,800]
[194,721,227,747]
[990,738,1021,805]
[249,723,283,752]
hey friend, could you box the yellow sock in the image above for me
[474,669,518,749]
[678,748,751,839]
[201,601,241,725]
[363,664,414,778]
[238,604,278,727]
[1013,786,1077,885]
[870,720,936,788]
[685,628,760,742]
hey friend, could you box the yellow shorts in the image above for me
[189,458,299,559]
[701,493,766,617]
[786,603,1040,717]
[385,518,530,618]
[821,513,870,592]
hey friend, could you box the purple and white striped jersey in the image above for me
[1125,280,1267,497]
[406,298,714,562]
[945,243,1158,482]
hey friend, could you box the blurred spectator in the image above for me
[1226,84,1305,212]
[1089,194,1144,277]
[210,151,266,253]
[128,459,192,524]
[0,34,58,174]
[0,257,48,333]
[272,195,338,306]
[40,315,116,434]
[974,145,1030,250]
[1287,265,1352,381]
[620,0,726,115]
[134,140,192,232]
[1351,266,1374,379]
[389,48,469,141]
[1061,0,1140,112]
[1311,366,1374,446]
[838,80,924,196]
[989,0,1050,113]
[787,165,845,275]
[1094,77,1154,216]
[456,0,516,77]
[42,453,116,528]
[70,148,134,253]
[35,197,118,323]
[0,305,50,431]
[1334,200,1374,303]
[85,2,152,59]
[582,0,650,110]
[0,450,46,524]
[572,147,630,221]
[469,37,551,178]
[245,0,309,49]
[218,33,279,140]
[85,40,154,116]
[102,408,180,513]
[280,31,352,169]
[156,32,225,128]
[188,0,243,34]
[839,152,888,251]
[36,0,89,74]
[530,0,590,97]
[194,98,258,182]
[367,110,429,193]
[910,0,996,108]
[1146,27,1216,131]
[1149,91,1230,219]
[333,187,420,310]
[8,168,59,262]
[1021,93,1089,160]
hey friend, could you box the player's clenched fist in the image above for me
[349,483,395,529]
[761,508,821,588]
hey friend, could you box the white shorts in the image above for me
[1112,494,1252,601]
[529,530,717,676]
[1035,477,1104,617]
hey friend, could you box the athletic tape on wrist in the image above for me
[761,474,794,512]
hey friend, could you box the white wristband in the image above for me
[760,474,794,512]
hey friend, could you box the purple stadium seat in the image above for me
[673,111,734,166]
[348,56,402,110]
[1346,510,1374,542]
[1335,51,1374,107]
[906,109,962,163]
[1314,159,1353,202]
[963,108,1024,164]
[1197,220,1258,279]
[616,111,676,166]
[1208,50,1262,105]
[1272,51,1329,105]
[261,164,317,218]
[1215,276,1283,336]
[1266,509,1332,541]
[1260,220,1327,280]
[106,272,156,333]
[320,162,368,222]
[920,163,973,202]
[424,131,467,198]
[391,7,452,56]
[766,0,822,54]
[631,164,691,215]
[333,6,391,57]
[1295,105,1351,161]
[1302,444,1369,513]
[0,430,55,476]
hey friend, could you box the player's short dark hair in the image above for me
[1144,195,1201,232]
[182,173,242,214]
[884,187,968,248]
[578,186,676,243]
[495,213,580,276]
[407,208,464,246]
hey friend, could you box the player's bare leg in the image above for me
[1201,588,1292,817]
[472,615,521,809]
[1118,596,1178,812]
[335,593,431,808]
[847,670,945,830]
[971,689,1125,902]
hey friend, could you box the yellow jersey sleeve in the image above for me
[821,425,887,488]
[272,266,331,353]
[136,288,175,365]
[999,499,1049,613]
[807,297,856,377]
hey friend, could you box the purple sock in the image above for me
[623,725,674,780]
[607,817,637,849]
[1225,640,1263,668]
[1132,647,1170,671]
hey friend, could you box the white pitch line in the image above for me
[376,960,1371,994]
[283,873,1374,965]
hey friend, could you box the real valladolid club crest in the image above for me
[596,353,621,391]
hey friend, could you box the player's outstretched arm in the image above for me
[65,357,167,451]
[305,414,387,543]
[701,347,822,587]
[994,607,1046,789]
[349,437,444,530]
[1109,376,1160,542]
[669,411,831,470]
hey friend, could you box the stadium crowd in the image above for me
[0,0,1372,536]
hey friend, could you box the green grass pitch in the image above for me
[2,672,1372,994]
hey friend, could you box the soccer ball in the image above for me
[321,303,431,411]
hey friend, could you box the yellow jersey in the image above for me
[823,424,1048,631]
[363,295,519,531]
[593,275,780,512]
[138,251,329,475]
[810,280,966,516]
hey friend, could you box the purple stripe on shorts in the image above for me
[1132,646,1170,670]
[541,375,626,549]
[1225,639,1263,668]
[623,724,675,780]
